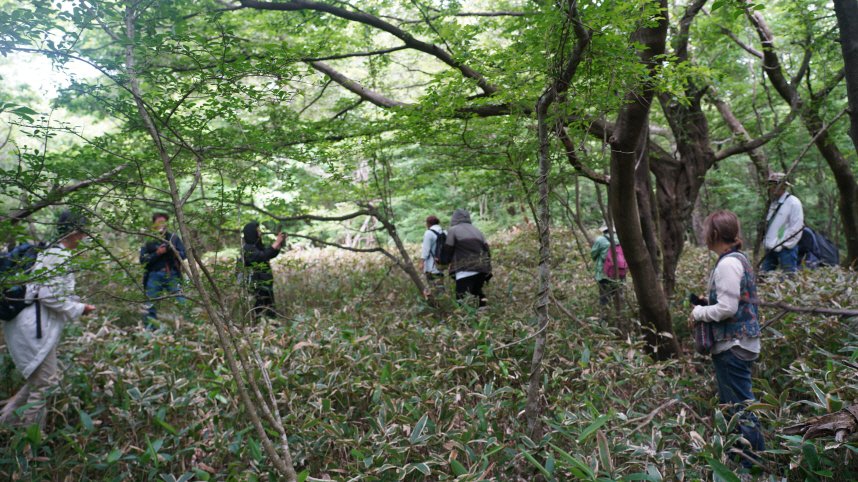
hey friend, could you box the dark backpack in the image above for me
[799,227,840,267]
[603,244,629,279]
[432,229,450,265]
[0,242,43,324]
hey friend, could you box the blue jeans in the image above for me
[145,270,185,322]
[712,349,765,464]
[761,246,798,272]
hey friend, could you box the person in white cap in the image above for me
[591,224,622,305]
[761,172,804,273]
[1,210,96,429]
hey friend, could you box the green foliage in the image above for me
[2,231,856,480]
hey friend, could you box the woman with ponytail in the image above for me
[690,210,765,468]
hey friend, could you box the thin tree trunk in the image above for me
[123,6,297,480]
[525,1,590,439]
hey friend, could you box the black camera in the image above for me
[688,293,709,306]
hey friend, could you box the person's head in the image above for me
[152,212,169,233]
[450,209,471,226]
[702,210,743,253]
[425,215,440,228]
[767,172,790,198]
[242,221,261,244]
[57,210,89,249]
[599,224,610,235]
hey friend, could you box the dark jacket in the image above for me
[242,222,280,283]
[140,231,186,275]
[442,209,492,274]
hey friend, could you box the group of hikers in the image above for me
[590,171,837,309]
[585,171,840,468]
[0,171,843,473]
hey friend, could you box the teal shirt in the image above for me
[591,234,618,282]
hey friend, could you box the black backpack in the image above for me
[0,242,44,328]
[432,229,450,265]
[799,227,840,267]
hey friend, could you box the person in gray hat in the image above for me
[761,172,803,273]
[442,209,491,308]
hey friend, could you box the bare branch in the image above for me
[713,107,800,161]
[238,0,498,94]
[760,300,858,317]
[557,125,608,184]
[309,61,406,108]
[308,60,528,116]
[303,45,409,61]
[241,202,371,223]
[398,11,527,24]
[3,162,131,222]
[720,26,763,59]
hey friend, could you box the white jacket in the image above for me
[4,246,85,378]
[421,225,443,274]
[764,192,804,251]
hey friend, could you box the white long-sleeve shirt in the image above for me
[421,225,443,274]
[692,255,760,356]
[764,192,804,250]
[5,246,85,378]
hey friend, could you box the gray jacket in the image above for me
[443,209,492,274]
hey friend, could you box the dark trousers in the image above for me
[598,279,621,306]
[144,270,185,324]
[455,273,487,307]
[712,349,766,465]
[252,283,276,318]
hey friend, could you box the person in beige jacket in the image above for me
[1,211,96,428]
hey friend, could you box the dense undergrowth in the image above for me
[1,228,856,481]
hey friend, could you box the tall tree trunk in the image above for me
[835,0,858,152]
[654,93,714,298]
[635,138,661,275]
[750,10,858,268]
[609,0,680,359]
[649,0,714,298]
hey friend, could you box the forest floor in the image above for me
[1,228,857,481]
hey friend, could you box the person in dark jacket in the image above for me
[140,213,186,326]
[242,221,286,318]
[442,209,492,308]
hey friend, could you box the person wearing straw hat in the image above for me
[761,172,804,273]
[0,210,96,428]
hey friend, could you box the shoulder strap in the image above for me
[766,193,791,223]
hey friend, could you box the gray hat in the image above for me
[767,172,791,186]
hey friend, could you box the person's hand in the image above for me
[156,245,168,255]
[83,304,96,315]
[273,232,286,249]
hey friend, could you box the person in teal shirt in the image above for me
[591,225,621,306]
